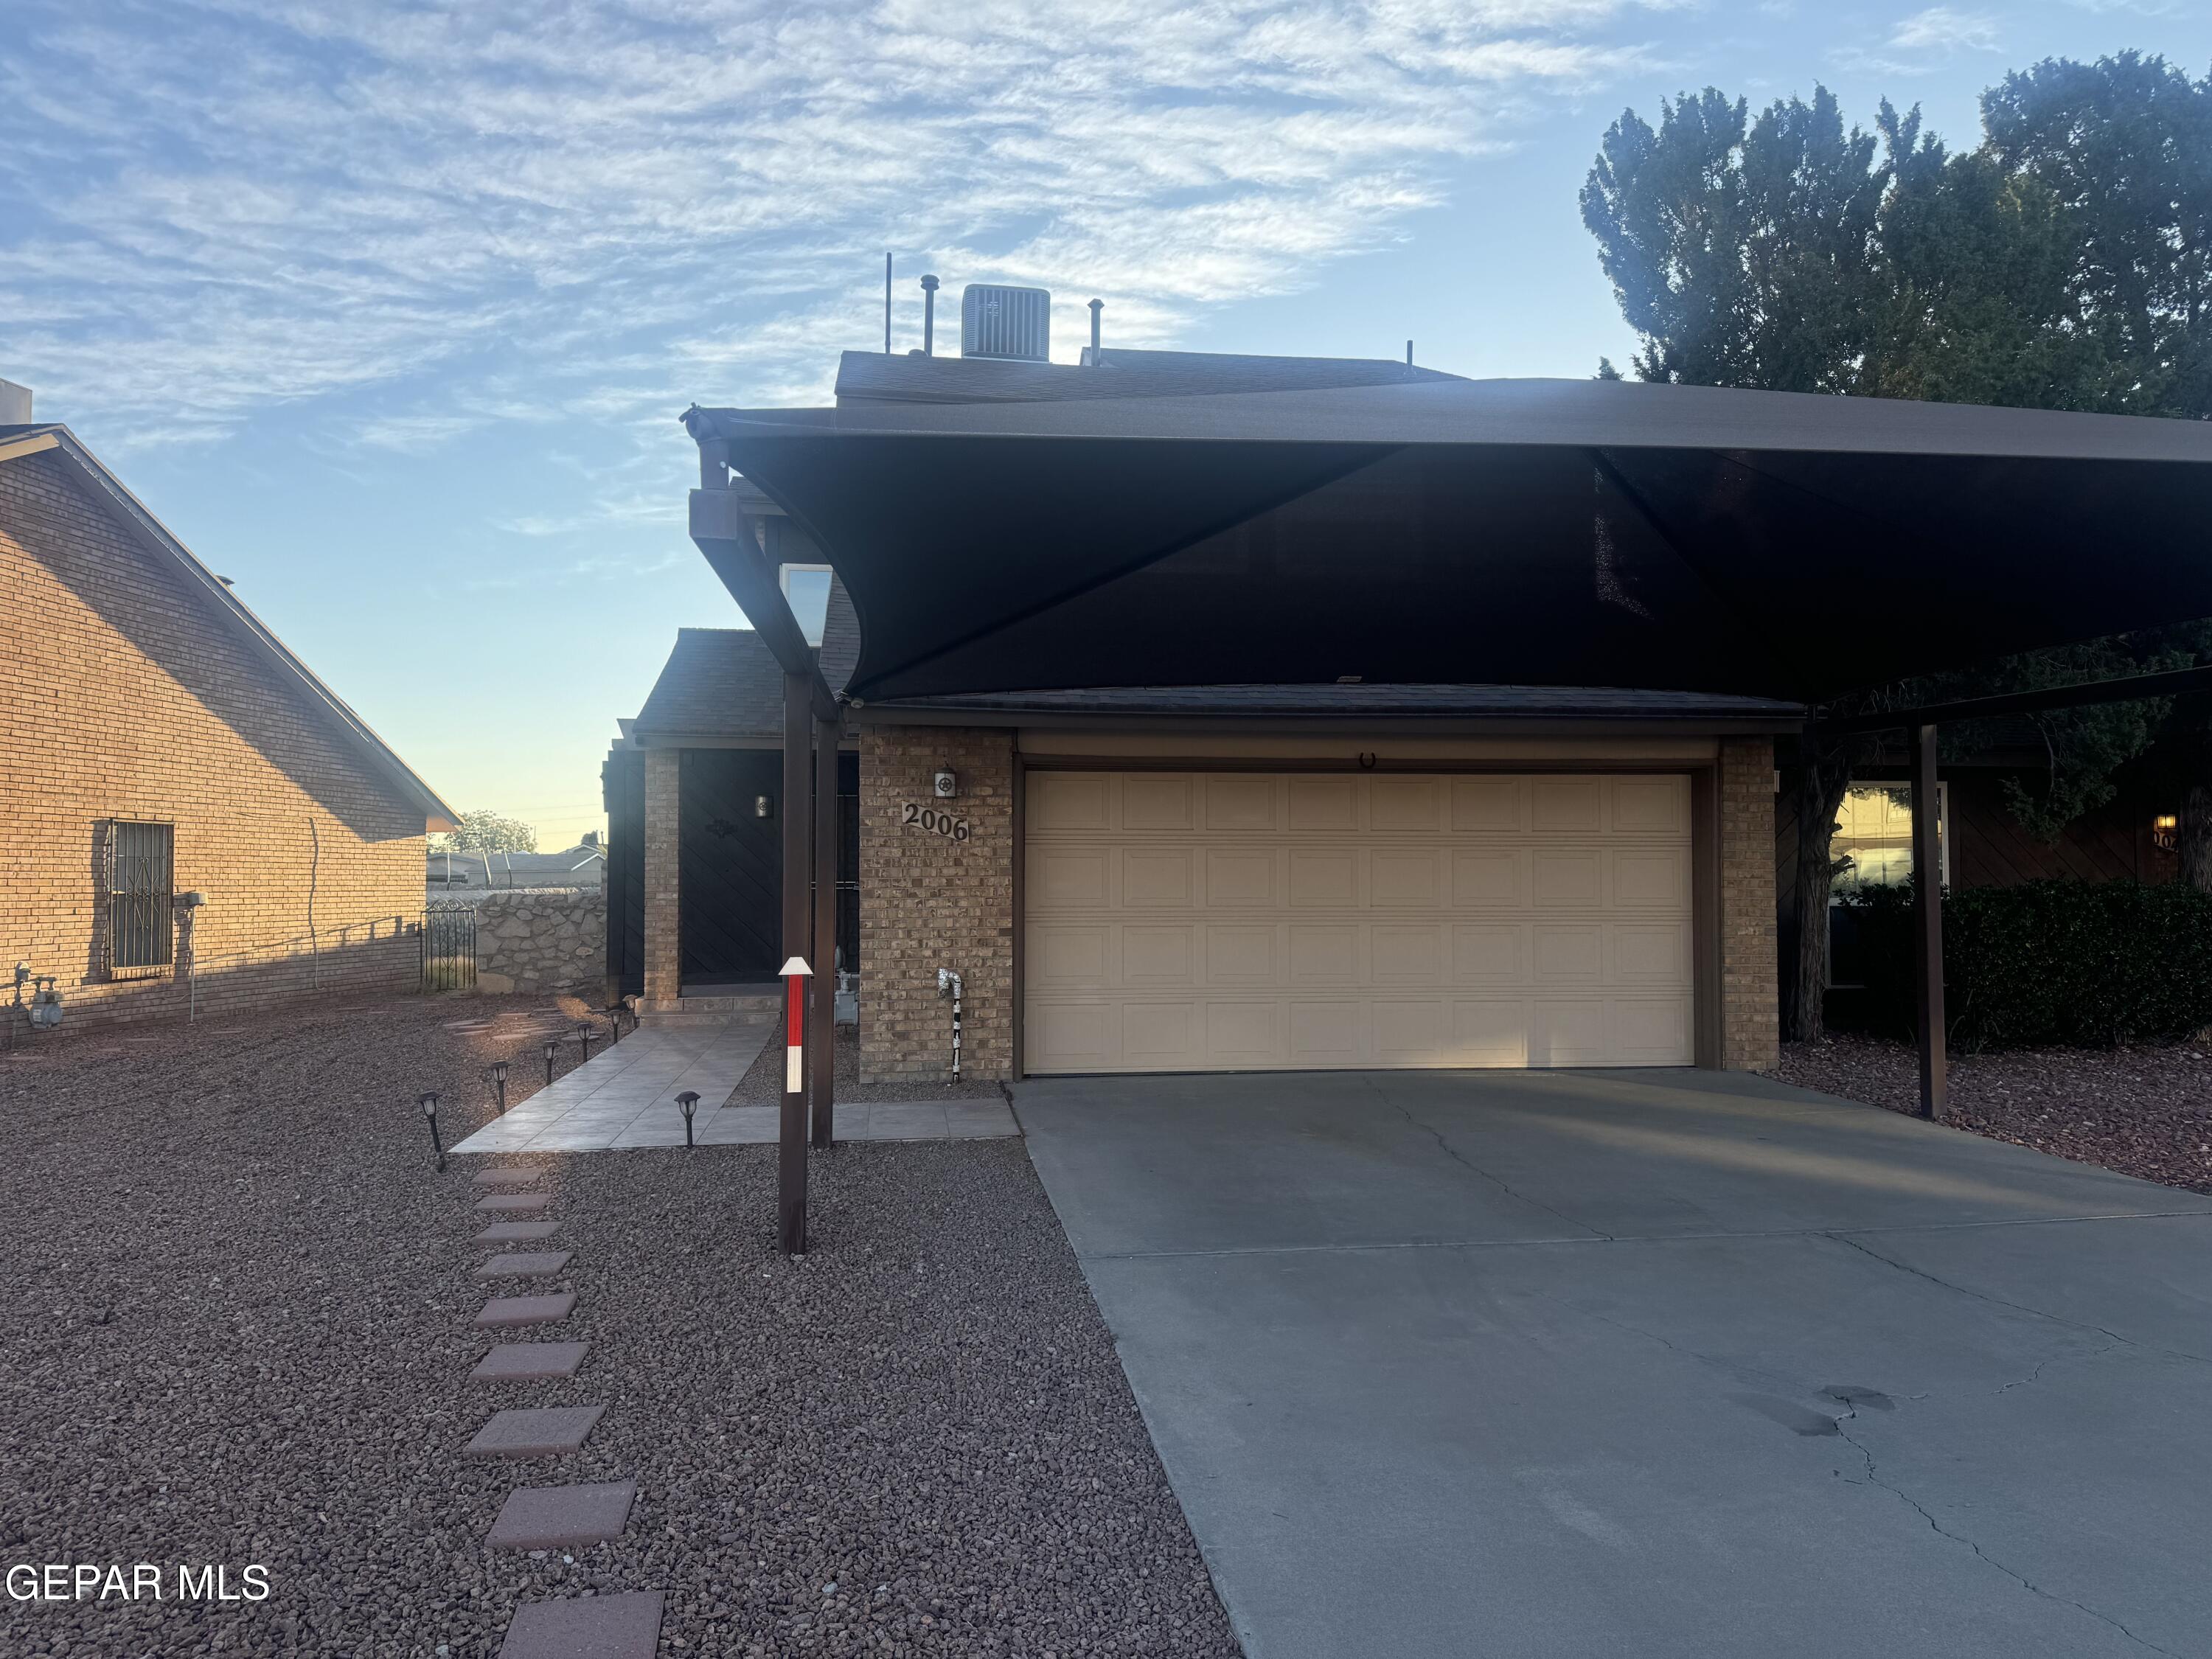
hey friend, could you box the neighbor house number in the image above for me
[902,802,970,842]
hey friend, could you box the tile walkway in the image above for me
[699,1099,1021,1144]
[451,1019,773,1156]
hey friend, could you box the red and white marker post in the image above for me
[778,955,813,1254]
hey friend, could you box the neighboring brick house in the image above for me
[1,390,456,1032]
[621,347,1801,1083]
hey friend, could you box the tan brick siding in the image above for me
[857,726,1015,1082]
[1,451,428,1031]
[1719,736,1781,1070]
[641,748,681,1001]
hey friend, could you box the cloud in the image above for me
[0,0,1664,448]
[1888,7,1999,52]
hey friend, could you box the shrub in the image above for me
[1837,878,2212,1049]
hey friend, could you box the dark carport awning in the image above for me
[684,378,2212,706]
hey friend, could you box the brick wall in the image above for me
[1,451,428,1032]
[641,748,681,1001]
[1719,735,1781,1070]
[856,726,1015,1082]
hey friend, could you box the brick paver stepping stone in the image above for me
[475,1293,577,1329]
[477,1220,560,1244]
[473,1167,545,1188]
[470,1342,591,1383]
[475,1251,573,1280]
[465,1405,605,1460]
[498,1590,663,1659]
[487,1479,637,1550]
[476,1192,552,1214]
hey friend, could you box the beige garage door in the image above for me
[1023,771,1694,1074]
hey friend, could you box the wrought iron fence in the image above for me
[421,901,478,992]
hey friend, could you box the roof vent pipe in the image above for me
[1088,299,1103,364]
[920,274,939,357]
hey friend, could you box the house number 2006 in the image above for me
[902,802,970,842]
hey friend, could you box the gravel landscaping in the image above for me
[1776,1033,2212,1194]
[0,993,1237,1658]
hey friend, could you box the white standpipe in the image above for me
[936,967,963,1081]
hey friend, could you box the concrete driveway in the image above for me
[1017,1068,2212,1659]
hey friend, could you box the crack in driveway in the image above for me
[1362,1076,1607,1240]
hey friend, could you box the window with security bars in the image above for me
[108,821,175,971]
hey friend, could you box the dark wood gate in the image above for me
[680,749,785,984]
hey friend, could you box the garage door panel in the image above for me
[1123,1001,1198,1066]
[1451,999,1531,1064]
[1206,1001,1279,1063]
[1453,848,1526,905]
[1371,848,1444,907]
[1532,849,1603,906]
[1206,847,1278,905]
[1453,923,1521,982]
[1613,847,1688,907]
[1288,849,1358,906]
[1206,925,1277,984]
[1289,1000,1363,1063]
[1122,775,1194,830]
[1032,925,1110,989]
[1287,924,1357,983]
[1615,923,1690,981]
[1030,1002,1113,1071]
[1121,926,1194,985]
[1032,847,1110,907]
[1532,779,1604,833]
[1533,924,1603,982]
[1204,776,1277,832]
[1370,779,1444,832]
[1122,848,1193,906]
[1030,773,1110,831]
[1287,777,1358,831]
[1024,772,1692,1074]
[1374,999,1445,1062]
[1451,778,1526,833]
[1372,925,1443,984]
[1611,998,1693,1062]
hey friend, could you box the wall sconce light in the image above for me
[2154,813,2180,852]
[933,768,958,799]
[755,794,773,819]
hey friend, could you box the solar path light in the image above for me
[676,1090,700,1148]
[488,1060,509,1116]
[420,1092,445,1172]
[543,1039,558,1088]
[578,1023,594,1063]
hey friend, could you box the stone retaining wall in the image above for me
[475,888,605,996]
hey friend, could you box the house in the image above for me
[632,291,2212,1088]
[1,380,456,1030]
[428,841,606,896]
[603,535,860,1001]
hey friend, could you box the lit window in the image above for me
[1831,783,1947,894]
[108,821,175,971]
[779,565,832,648]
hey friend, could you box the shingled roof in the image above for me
[632,575,858,741]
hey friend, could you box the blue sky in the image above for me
[4,1,2206,849]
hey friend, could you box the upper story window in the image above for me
[779,564,832,649]
[108,820,175,971]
